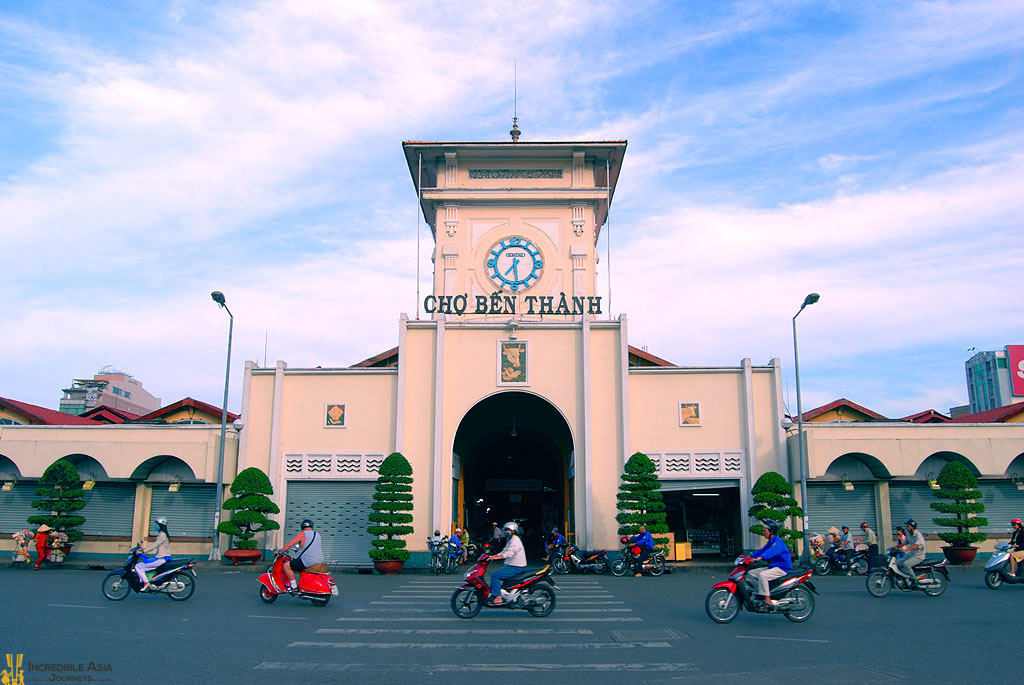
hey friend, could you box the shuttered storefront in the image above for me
[284,481,375,565]
[976,481,1024,534]
[806,482,877,536]
[80,483,136,537]
[0,482,38,534]
[150,484,216,539]
[889,482,936,533]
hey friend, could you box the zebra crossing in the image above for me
[254,574,695,674]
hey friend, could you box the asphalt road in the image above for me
[0,564,1018,684]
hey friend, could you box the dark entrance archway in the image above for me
[453,392,574,556]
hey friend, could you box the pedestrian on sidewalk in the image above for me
[33,524,52,570]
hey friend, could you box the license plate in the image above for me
[331,585,339,596]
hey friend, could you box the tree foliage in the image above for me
[615,452,669,549]
[29,459,86,544]
[931,460,987,547]
[367,452,414,562]
[748,471,803,550]
[217,467,280,550]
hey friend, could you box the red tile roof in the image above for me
[948,401,1024,423]
[900,409,951,423]
[628,345,675,367]
[801,398,888,422]
[79,405,140,424]
[135,397,239,423]
[0,396,101,425]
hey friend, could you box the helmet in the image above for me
[455,528,462,534]
[1013,519,1023,527]
[434,530,441,536]
[860,522,869,528]
[904,519,917,528]
[763,519,781,534]
[620,536,629,544]
[154,517,167,526]
[551,527,559,533]
[503,521,518,534]
[841,525,849,531]
[301,518,314,529]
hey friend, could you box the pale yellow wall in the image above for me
[241,372,275,474]
[751,370,786,477]
[806,407,872,423]
[0,407,33,425]
[588,326,625,547]
[441,159,586,189]
[158,407,220,424]
[276,373,396,452]
[399,325,439,550]
[628,371,747,452]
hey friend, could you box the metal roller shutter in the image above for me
[661,479,740,492]
[806,483,877,536]
[0,482,39,534]
[889,482,937,533]
[150,485,216,539]
[976,481,1024,534]
[285,481,375,565]
[80,483,136,537]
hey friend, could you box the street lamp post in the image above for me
[210,291,233,561]
[793,292,819,565]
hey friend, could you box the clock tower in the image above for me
[402,137,626,319]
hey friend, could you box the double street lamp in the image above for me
[793,292,819,565]
[210,291,233,561]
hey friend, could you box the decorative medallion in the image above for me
[487,236,543,291]
[325,403,346,428]
[498,340,528,385]
[679,402,701,426]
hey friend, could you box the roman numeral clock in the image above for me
[487,236,543,291]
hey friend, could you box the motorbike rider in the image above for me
[449,528,465,561]
[838,525,856,574]
[748,519,792,607]
[136,517,172,592]
[860,522,879,570]
[897,519,926,586]
[1008,519,1024,576]
[545,527,566,561]
[629,525,655,577]
[276,519,324,592]
[487,521,526,605]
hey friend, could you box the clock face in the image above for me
[486,236,543,291]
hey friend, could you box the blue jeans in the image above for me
[490,565,526,597]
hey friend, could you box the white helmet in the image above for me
[503,521,519,534]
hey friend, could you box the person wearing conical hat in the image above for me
[34,524,52,570]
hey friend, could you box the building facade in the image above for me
[59,366,161,416]
[966,347,1024,414]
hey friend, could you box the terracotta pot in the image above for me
[224,548,262,566]
[373,560,405,575]
[941,546,978,565]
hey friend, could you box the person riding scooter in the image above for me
[486,522,526,605]
[1008,519,1024,576]
[748,519,792,607]
[276,519,324,593]
[898,519,926,586]
[136,517,172,592]
[545,528,566,561]
[629,525,655,577]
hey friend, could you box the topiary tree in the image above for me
[217,467,280,550]
[931,460,987,548]
[28,459,86,544]
[367,452,414,562]
[615,452,669,549]
[748,471,802,551]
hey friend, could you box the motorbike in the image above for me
[552,544,609,574]
[610,537,666,576]
[450,554,559,618]
[705,556,818,623]
[984,542,1024,589]
[101,546,197,601]
[865,547,949,598]
[444,539,464,574]
[258,551,338,607]
[813,544,870,576]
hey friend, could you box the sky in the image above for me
[1,0,1022,418]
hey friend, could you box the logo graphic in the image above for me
[2,654,24,685]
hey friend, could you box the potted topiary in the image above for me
[931,461,987,565]
[367,452,414,574]
[28,459,86,562]
[615,452,670,558]
[748,471,803,552]
[217,467,281,565]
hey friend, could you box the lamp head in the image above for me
[802,293,820,307]
[211,291,226,307]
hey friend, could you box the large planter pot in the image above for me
[224,548,262,566]
[373,560,405,575]
[941,546,978,565]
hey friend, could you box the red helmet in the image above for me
[1012,519,1023,527]
[860,522,869,528]
[619,536,629,544]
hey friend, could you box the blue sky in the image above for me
[1,1,1022,418]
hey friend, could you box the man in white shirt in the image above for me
[488,521,527,604]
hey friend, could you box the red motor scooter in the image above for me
[258,552,337,607]
[450,553,558,618]
[705,555,817,623]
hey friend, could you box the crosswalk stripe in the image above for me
[256,662,695,672]
[289,641,671,649]
[370,600,626,605]
[353,608,632,613]
[315,628,596,635]
[335,617,642,622]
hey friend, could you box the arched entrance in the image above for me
[453,392,574,555]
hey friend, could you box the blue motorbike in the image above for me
[101,546,197,601]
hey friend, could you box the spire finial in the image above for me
[510,116,520,142]
[510,60,520,142]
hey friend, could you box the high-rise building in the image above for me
[59,366,161,416]
[965,346,1024,414]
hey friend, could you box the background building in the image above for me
[966,346,1024,414]
[59,366,161,416]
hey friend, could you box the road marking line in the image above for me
[47,604,106,609]
[354,608,632,613]
[248,615,309,620]
[735,635,829,643]
[370,600,626,605]
[289,641,672,649]
[256,662,697,672]
[316,628,595,635]
[335,617,642,622]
